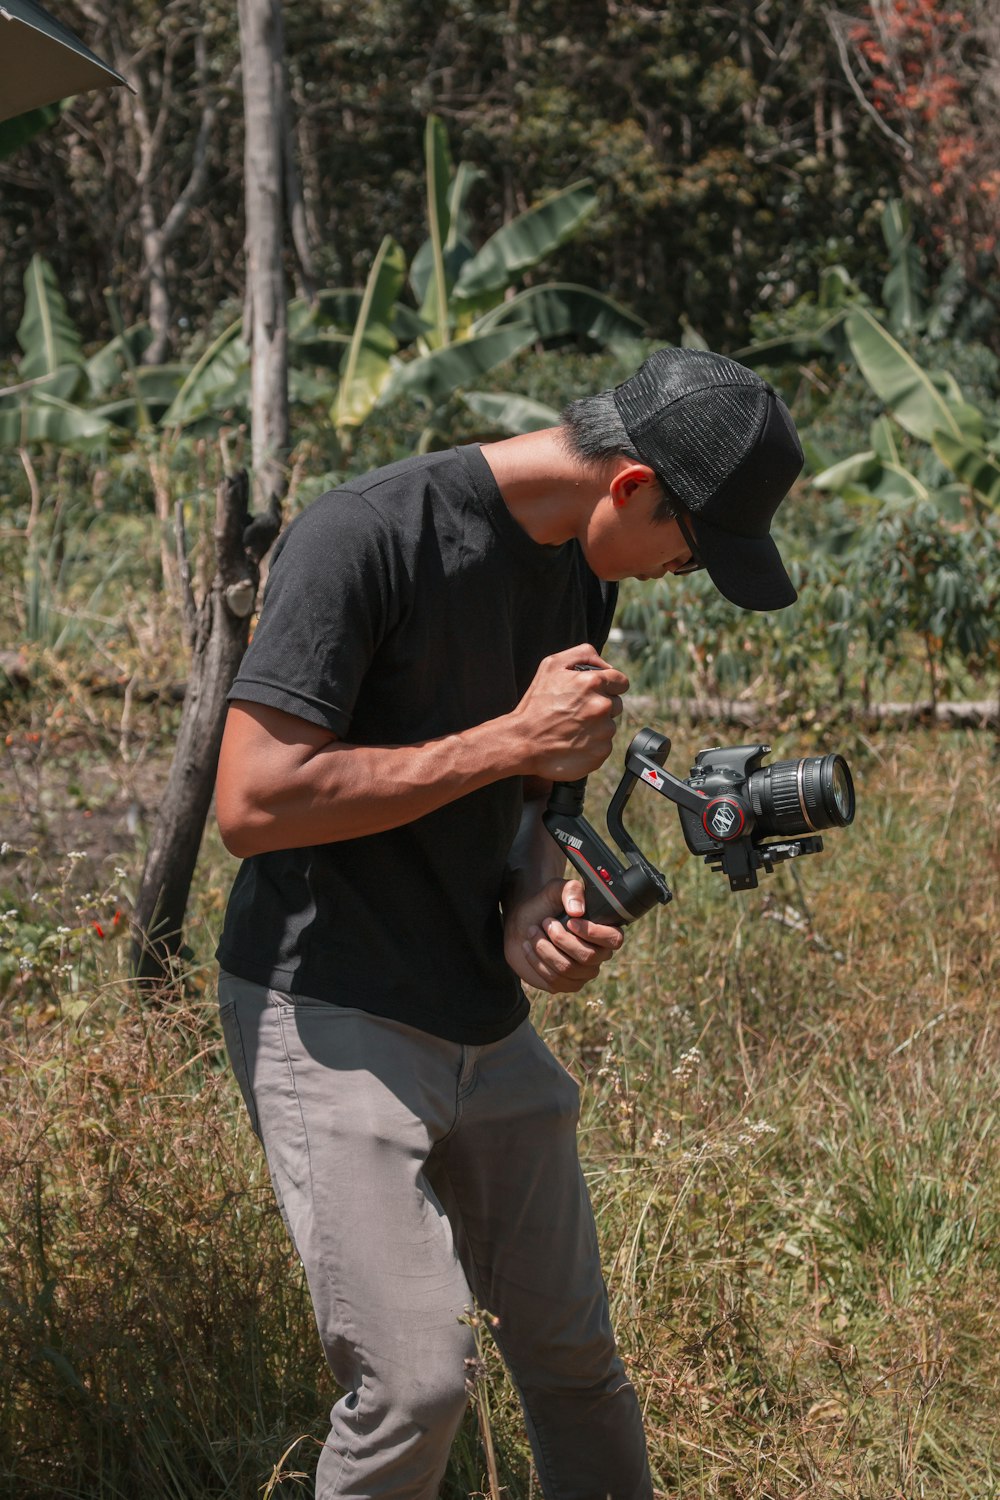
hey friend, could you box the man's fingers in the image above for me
[564,916,624,952]
[541,916,618,964]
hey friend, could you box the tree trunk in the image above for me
[130,472,279,987]
[130,0,294,989]
[238,0,290,514]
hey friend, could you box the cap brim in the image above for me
[689,513,797,611]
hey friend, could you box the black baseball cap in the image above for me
[613,347,804,611]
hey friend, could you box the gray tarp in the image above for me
[0,0,127,123]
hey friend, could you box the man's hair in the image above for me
[560,390,679,522]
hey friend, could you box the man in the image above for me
[214,347,803,1499]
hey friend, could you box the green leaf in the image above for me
[161,319,248,426]
[333,236,406,434]
[93,367,187,429]
[932,431,1000,510]
[291,331,351,371]
[472,284,644,346]
[0,392,111,447]
[735,311,845,368]
[446,162,484,250]
[86,324,154,396]
[844,306,965,444]
[294,289,424,344]
[0,365,84,405]
[818,265,856,310]
[811,451,881,491]
[875,461,930,504]
[0,103,61,159]
[870,416,901,464]
[376,324,537,411]
[461,391,561,434]
[881,199,927,336]
[17,255,84,380]
[453,182,598,299]
[410,238,473,314]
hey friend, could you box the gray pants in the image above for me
[219,973,652,1500]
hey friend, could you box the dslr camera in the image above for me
[543,728,856,927]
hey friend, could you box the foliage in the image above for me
[324,115,643,448]
[620,498,998,716]
[4,113,640,459]
[1,0,911,364]
[844,0,1000,282]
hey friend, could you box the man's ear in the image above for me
[609,462,658,509]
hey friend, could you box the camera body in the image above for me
[676,744,770,856]
[543,729,856,921]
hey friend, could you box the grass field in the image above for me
[2,668,998,1498]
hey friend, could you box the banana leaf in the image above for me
[875,460,931,503]
[933,431,1000,510]
[0,365,83,404]
[461,390,561,434]
[453,182,597,300]
[735,311,845,369]
[17,253,84,380]
[333,235,407,434]
[0,392,111,447]
[161,319,248,426]
[870,415,901,464]
[472,284,644,346]
[881,199,927,335]
[290,290,425,345]
[290,330,351,370]
[811,450,881,491]
[844,306,965,444]
[376,323,537,410]
[92,367,194,430]
[85,324,155,395]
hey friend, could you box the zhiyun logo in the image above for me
[710,803,736,838]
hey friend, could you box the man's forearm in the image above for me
[217,647,628,858]
[218,714,528,857]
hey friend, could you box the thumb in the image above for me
[562,879,587,918]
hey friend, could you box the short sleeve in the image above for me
[228,490,398,737]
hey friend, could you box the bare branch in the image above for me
[825,5,915,158]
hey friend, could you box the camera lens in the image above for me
[748,753,856,836]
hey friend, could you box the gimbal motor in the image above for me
[543,729,856,926]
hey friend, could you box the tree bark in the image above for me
[238,0,290,514]
[130,471,279,988]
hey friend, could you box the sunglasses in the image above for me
[671,509,705,575]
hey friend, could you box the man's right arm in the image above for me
[215,644,628,858]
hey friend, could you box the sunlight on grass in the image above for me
[2,692,998,1496]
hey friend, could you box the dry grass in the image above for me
[1,724,998,1498]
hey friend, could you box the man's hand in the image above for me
[508,646,629,783]
[503,875,624,994]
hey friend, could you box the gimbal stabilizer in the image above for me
[543,728,855,925]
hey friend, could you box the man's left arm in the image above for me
[501,780,624,994]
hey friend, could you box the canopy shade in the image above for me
[0,0,129,123]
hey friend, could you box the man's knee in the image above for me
[354,1328,474,1439]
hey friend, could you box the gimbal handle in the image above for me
[542,729,705,926]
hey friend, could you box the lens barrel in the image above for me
[748,753,855,837]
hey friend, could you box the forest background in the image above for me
[1,1,999,1497]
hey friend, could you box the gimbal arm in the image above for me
[542,729,708,926]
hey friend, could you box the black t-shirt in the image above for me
[216,444,617,1043]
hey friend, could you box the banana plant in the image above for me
[1,254,112,448]
[812,305,1000,518]
[332,114,645,447]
